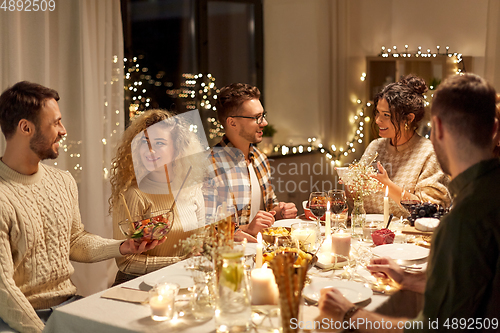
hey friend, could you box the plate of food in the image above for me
[371,243,430,261]
[143,273,194,289]
[303,277,373,304]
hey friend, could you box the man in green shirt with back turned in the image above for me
[317,73,500,332]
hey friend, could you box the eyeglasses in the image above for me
[229,111,267,125]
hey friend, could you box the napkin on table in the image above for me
[101,287,149,304]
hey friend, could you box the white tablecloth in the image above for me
[43,261,394,333]
[44,217,427,333]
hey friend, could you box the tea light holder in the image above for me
[149,282,180,321]
[291,222,317,251]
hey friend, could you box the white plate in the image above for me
[371,244,430,261]
[365,214,385,223]
[143,273,194,289]
[303,277,373,304]
[273,219,301,228]
[245,242,257,256]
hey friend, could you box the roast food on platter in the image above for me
[371,228,395,246]
[118,210,174,243]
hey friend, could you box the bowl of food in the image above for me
[119,210,174,243]
[261,226,291,244]
[261,247,317,271]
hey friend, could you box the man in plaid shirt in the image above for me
[204,83,297,241]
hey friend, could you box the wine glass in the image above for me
[328,189,347,231]
[308,192,327,243]
[308,192,327,221]
[400,186,421,215]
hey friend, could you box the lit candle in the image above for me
[394,231,406,244]
[250,264,279,305]
[150,295,174,318]
[384,186,389,225]
[325,201,331,236]
[318,235,332,264]
[291,224,316,249]
[331,230,351,261]
[149,282,179,321]
[256,232,263,269]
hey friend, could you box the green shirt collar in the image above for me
[449,158,500,200]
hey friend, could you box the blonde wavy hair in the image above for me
[109,109,206,213]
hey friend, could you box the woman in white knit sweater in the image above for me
[360,75,451,217]
[109,110,206,285]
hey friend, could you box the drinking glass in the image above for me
[328,189,347,231]
[308,192,327,243]
[400,186,421,215]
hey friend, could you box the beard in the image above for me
[30,130,60,160]
[238,127,262,144]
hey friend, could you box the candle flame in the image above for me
[257,232,262,243]
[327,201,330,210]
[385,186,389,197]
[262,262,268,269]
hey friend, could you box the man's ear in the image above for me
[18,119,34,137]
[226,117,237,129]
[431,115,444,140]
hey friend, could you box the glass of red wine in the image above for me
[328,189,347,231]
[400,186,421,216]
[308,192,327,239]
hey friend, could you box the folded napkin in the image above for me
[101,287,149,304]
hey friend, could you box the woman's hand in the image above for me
[119,237,166,255]
[371,161,391,186]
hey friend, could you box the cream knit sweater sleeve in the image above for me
[0,195,45,332]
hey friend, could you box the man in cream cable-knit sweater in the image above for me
[0,81,164,333]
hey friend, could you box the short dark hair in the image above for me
[216,83,260,126]
[0,81,60,139]
[431,74,496,148]
[372,75,427,147]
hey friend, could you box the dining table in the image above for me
[43,216,427,333]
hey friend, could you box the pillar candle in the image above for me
[325,201,331,236]
[318,235,332,264]
[250,265,279,305]
[331,231,351,260]
[256,233,263,269]
[384,186,389,225]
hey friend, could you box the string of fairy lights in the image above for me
[269,45,465,165]
[379,45,466,74]
[117,44,465,170]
